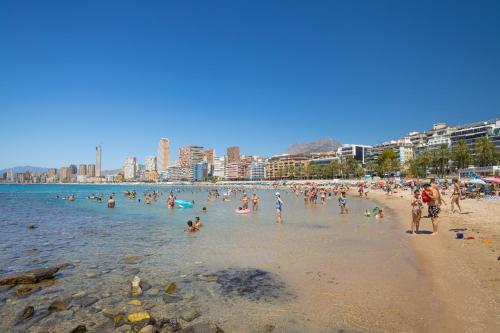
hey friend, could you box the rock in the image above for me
[158,318,181,332]
[165,282,177,295]
[0,263,69,286]
[113,313,126,327]
[73,296,98,307]
[259,324,275,333]
[129,299,142,306]
[15,284,41,297]
[70,325,87,333]
[122,256,142,263]
[162,294,182,304]
[72,291,86,298]
[27,224,37,229]
[84,272,98,278]
[132,276,142,296]
[19,305,34,320]
[139,324,155,333]
[180,308,200,322]
[48,299,69,312]
[127,311,150,323]
[179,322,224,333]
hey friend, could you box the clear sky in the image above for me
[1,0,499,170]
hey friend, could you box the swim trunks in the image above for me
[428,204,440,218]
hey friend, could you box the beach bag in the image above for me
[421,191,430,203]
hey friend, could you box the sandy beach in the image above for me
[365,188,500,332]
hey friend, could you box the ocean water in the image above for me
[0,184,440,332]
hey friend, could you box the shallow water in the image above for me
[0,184,440,332]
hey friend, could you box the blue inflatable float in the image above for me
[174,200,193,208]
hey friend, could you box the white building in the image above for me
[249,158,266,180]
[145,156,157,171]
[213,156,226,179]
[123,157,137,180]
[337,144,372,164]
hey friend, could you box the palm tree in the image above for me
[451,139,471,171]
[474,137,497,166]
[377,149,399,176]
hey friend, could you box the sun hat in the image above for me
[275,192,280,196]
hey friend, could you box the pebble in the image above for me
[48,299,69,312]
[70,325,87,333]
[179,322,225,333]
[165,282,177,294]
[181,308,200,322]
[127,311,150,323]
[19,305,34,320]
[139,324,155,333]
[132,276,143,296]
[128,299,142,306]
[15,285,41,297]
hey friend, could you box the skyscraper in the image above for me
[96,145,102,177]
[123,157,137,180]
[179,145,204,167]
[227,146,240,163]
[156,138,170,171]
[87,164,96,177]
[78,164,87,175]
[145,156,157,171]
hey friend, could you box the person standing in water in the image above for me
[252,192,259,211]
[242,193,249,210]
[275,192,284,223]
[107,196,115,208]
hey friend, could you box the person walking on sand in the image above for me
[275,192,284,223]
[410,190,422,234]
[450,178,462,214]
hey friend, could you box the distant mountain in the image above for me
[101,169,121,176]
[0,166,48,174]
[285,138,341,154]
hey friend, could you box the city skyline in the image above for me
[1,1,500,169]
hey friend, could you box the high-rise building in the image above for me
[179,145,204,167]
[156,138,170,171]
[123,157,137,180]
[193,162,208,181]
[69,164,77,175]
[145,156,157,172]
[213,156,226,179]
[249,158,266,180]
[47,168,57,178]
[78,164,87,175]
[96,145,102,177]
[87,164,96,177]
[59,167,71,183]
[227,146,240,163]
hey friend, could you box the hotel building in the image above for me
[156,138,170,171]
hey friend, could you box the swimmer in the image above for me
[202,207,207,213]
[69,194,75,202]
[107,196,115,208]
[338,193,348,214]
[186,220,198,233]
[194,216,203,228]
[145,195,151,205]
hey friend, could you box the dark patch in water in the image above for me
[213,268,291,302]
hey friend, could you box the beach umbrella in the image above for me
[467,179,486,185]
[483,177,500,184]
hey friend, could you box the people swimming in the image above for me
[186,220,198,233]
[107,196,115,208]
[145,195,151,205]
[194,216,203,228]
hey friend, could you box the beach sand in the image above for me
[366,189,500,332]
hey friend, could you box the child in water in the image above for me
[186,220,198,233]
[194,217,203,228]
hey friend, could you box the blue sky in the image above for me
[1,0,499,169]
